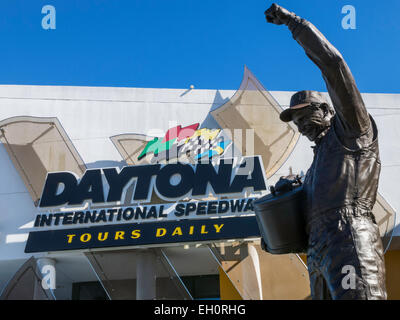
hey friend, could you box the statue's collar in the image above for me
[311,125,331,152]
[315,126,330,144]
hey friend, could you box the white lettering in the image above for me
[341,5,356,30]
[41,265,56,290]
[341,265,356,289]
[41,5,56,30]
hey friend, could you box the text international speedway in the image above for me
[34,198,256,227]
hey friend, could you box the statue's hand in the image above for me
[264,3,293,25]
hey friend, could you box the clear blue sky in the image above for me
[0,0,399,93]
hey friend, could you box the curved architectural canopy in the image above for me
[374,192,396,252]
[110,133,150,166]
[211,66,300,178]
[0,116,86,205]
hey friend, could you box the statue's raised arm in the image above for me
[265,3,371,139]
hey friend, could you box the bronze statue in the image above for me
[264,3,387,299]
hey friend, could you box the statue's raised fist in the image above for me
[264,3,293,25]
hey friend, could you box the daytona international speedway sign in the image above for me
[25,124,267,253]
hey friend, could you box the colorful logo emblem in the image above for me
[138,123,231,163]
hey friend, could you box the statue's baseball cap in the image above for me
[280,90,328,122]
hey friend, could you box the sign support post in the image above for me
[136,250,157,300]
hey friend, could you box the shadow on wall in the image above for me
[199,90,230,130]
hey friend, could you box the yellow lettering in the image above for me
[201,225,208,234]
[214,224,224,233]
[131,229,141,239]
[172,227,183,236]
[98,232,108,241]
[67,234,76,243]
[114,231,125,240]
[80,233,91,242]
[189,226,194,235]
[156,228,167,237]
